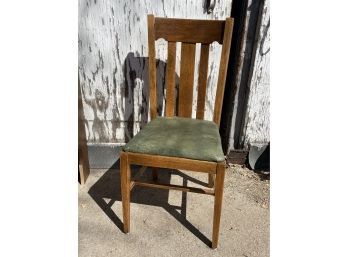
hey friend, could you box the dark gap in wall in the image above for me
[234,0,265,149]
[220,0,249,153]
[220,0,265,152]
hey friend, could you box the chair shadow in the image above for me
[88,159,212,247]
[123,52,180,142]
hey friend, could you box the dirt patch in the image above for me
[228,164,270,209]
[79,165,270,257]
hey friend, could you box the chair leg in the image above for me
[120,151,131,233]
[212,162,226,249]
[152,167,158,181]
[208,173,215,188]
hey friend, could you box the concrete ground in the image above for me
[79,164,270,257]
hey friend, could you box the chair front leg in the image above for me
[120,151,131,233]
[212,162,226,249]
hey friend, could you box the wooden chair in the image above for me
[120,15,234,249]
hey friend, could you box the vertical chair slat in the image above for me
[165,42,176,117]
[148,15,157,120]
[178,43,196,118]
[196,44,210,120]
[213,18,234,125]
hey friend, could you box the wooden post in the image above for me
[208,174,215,188]
[212,161,226,248]
[120,151,131,233]
[78,77,90,184]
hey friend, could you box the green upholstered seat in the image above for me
[123,117,225,162]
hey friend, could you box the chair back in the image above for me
[147,15,234,126]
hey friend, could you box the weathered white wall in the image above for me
[240,0,270,148]
[225,0,270,151]
[78,0,232,144]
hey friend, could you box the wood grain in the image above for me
[120,151,131,233]
[155,18,225,44]
[213,18,234,125]
[148,14,157,120]
[178,43,196,118]
[196,44,210,120]
[131,181,215,195]
[127,152,217,174]
[165,42,177,117]
[208,174,215,188]
[212,161,226,249]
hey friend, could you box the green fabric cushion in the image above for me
[123,117,225,162]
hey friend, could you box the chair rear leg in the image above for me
[120,151,131,233]
[208,173,215,188]
[212,162,226,249]
[152,167,158,181]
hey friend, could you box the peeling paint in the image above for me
[78,0,232,143]
[241,0,270,148]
